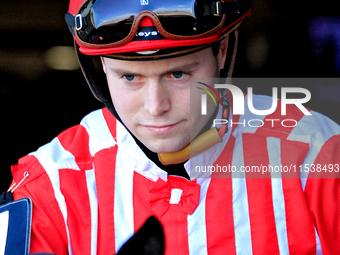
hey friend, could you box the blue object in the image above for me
[0,197,32,255]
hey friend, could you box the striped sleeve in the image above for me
[304,134,340,255]
[214,94,340,255]
[11,108,117,255]
[12,156,69,255]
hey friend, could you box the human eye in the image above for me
[171,71,185,79]
[122,74,135,81]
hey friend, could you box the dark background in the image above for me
[1,0,340,192]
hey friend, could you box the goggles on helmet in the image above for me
[66,0,251,50]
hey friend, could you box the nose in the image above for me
[144,80,171,117]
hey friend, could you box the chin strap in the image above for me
[158,127,222,165]
[158,95,230,165]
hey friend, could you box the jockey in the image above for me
[8,1,340,254]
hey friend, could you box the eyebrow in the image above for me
[166,62,201,73]
[108,61,201,76]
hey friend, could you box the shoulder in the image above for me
[227,93,340,174]
[57,107,118,164]
[11,107,118,191]
[232,93,340,149]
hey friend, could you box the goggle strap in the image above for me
[204,1,249,17]
[65,12,88,32]
[65,12,78,35]
[210,1,222,16]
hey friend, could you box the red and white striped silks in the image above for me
[11,94,340,255]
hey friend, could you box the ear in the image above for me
[217,36,229,70]
[100,56,107,74]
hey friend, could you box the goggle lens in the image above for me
[76,0,225,45]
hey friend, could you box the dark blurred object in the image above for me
[117,216,165,255]
[309,17,340,74]
[0,197,32,255]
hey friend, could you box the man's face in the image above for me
[102,44,227,153]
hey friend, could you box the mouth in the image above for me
[143,122,182,135]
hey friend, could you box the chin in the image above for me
[143,138,189,154]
